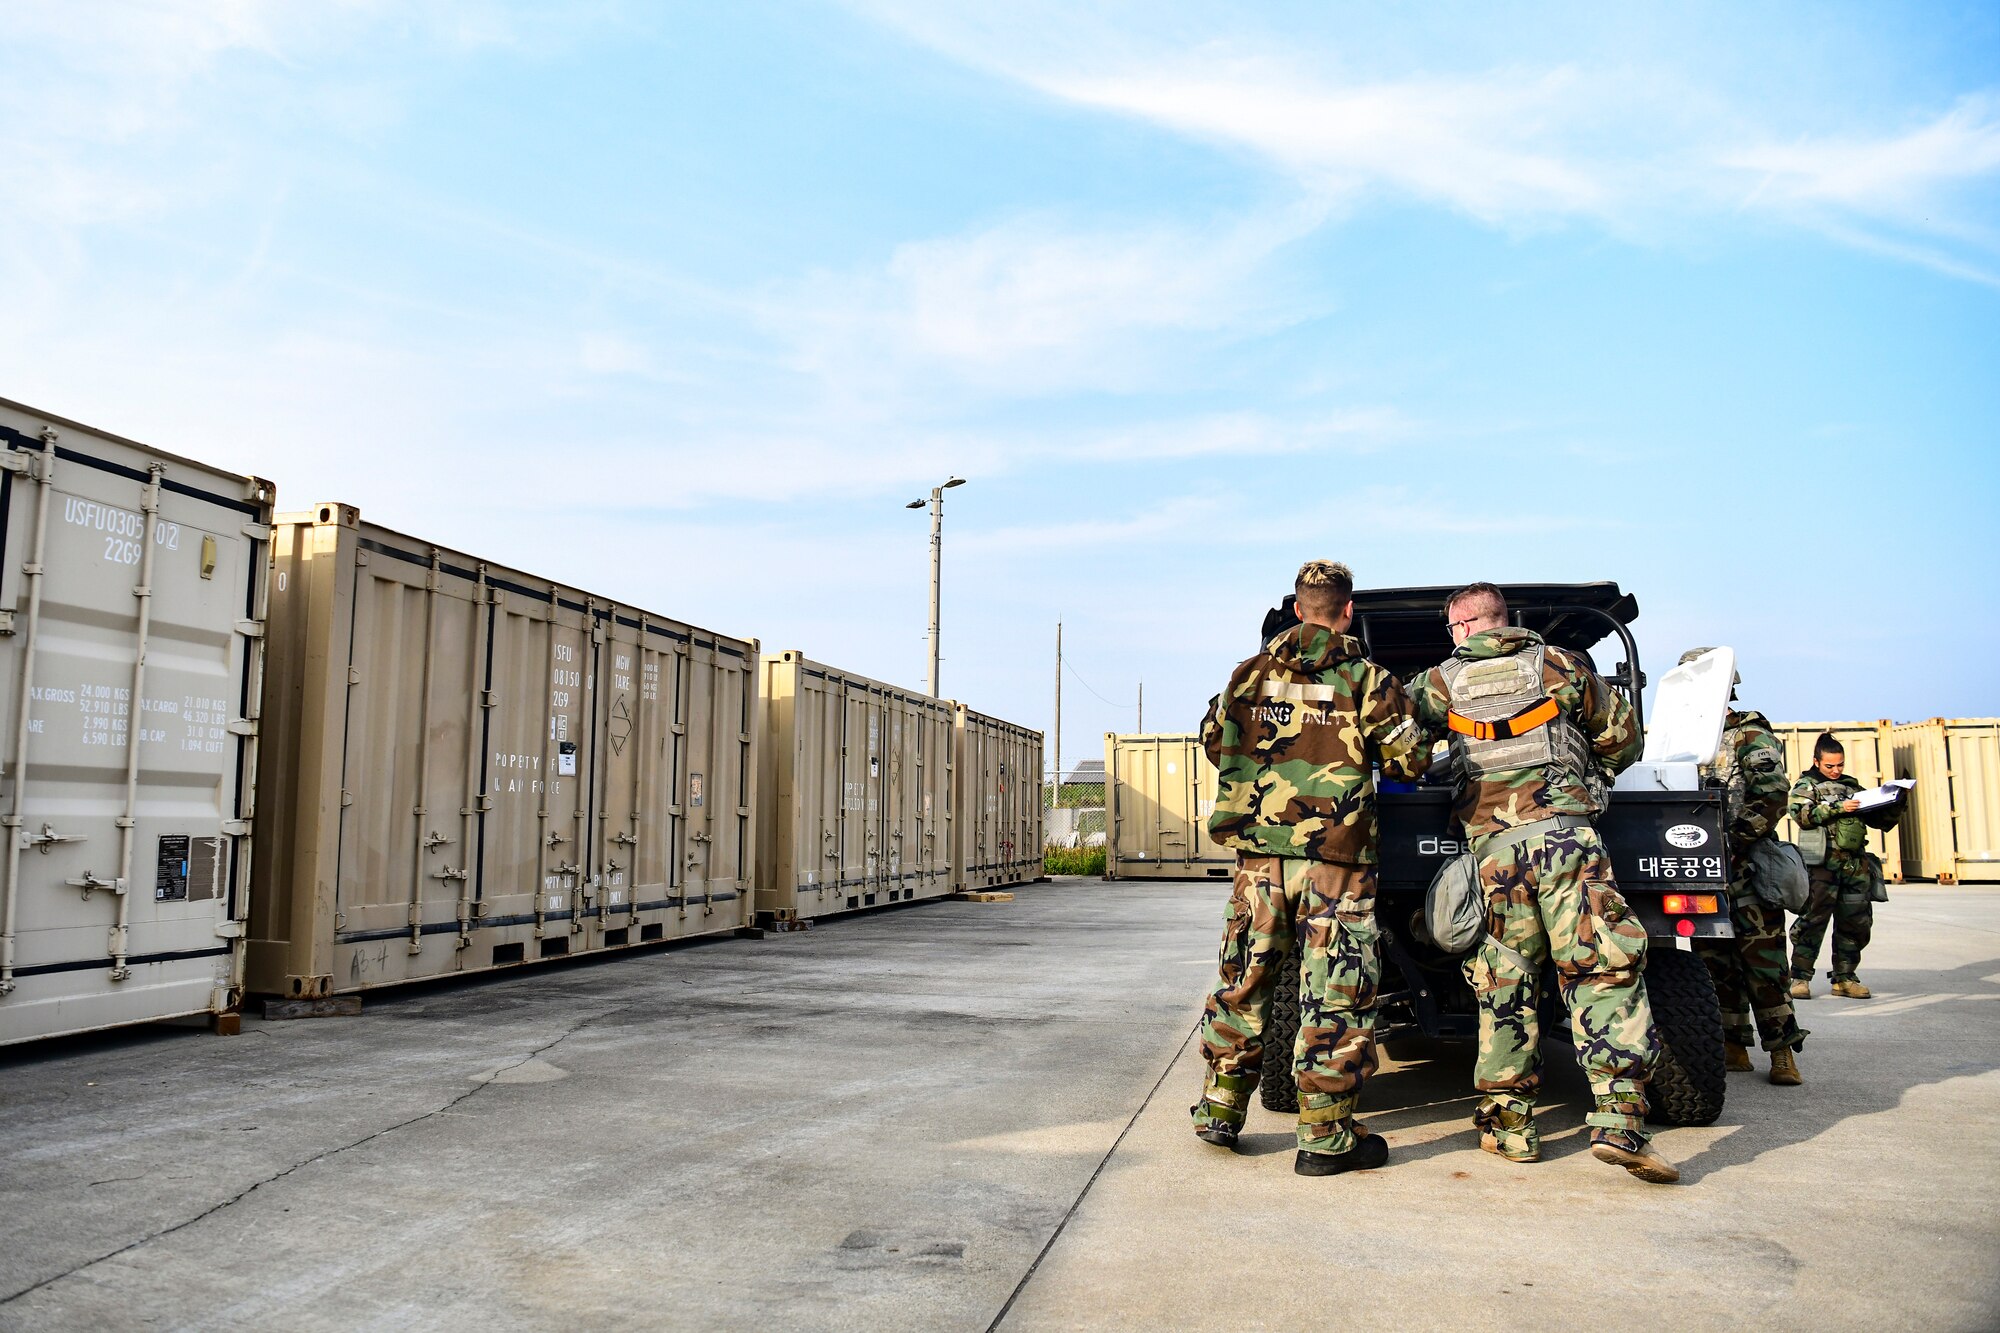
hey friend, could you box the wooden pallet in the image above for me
[951,891,1015,903]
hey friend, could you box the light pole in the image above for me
[905,476,965,696]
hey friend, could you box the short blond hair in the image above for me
[1295,560,1354,617]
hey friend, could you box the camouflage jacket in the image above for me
[1707,709,1788,848]
[1200,624,1428,864]
[1788,769,1874,854]
[1410,627,1641,841]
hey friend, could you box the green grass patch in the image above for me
[1043,845,1107,876]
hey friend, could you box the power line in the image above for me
[1062,658,1137,711]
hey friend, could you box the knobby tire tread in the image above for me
[1258,949,1303,1114]
[1642,946,1728,1127]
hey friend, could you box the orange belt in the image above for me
[1446,698,1561,742]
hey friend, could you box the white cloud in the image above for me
[851,2,2000,281]
[959,494,1222,555]
[766,206,1328,401]
[1722,95,2000,282]
[1727,95,2000,212]
[1041,65,1609,222]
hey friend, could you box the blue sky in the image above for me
[4,1,1995,768]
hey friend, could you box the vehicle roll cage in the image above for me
[1262,581,1649,731]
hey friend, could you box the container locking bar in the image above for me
[27,824,86,852]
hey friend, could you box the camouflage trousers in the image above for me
[1693,867,1806,1051]
[1791,852,1874,983]
[1195,855,1380,1155]
[1464,821,1658,1141]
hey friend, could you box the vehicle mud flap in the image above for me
[1642,947,1727,1127]
[1259,947,1303,1114]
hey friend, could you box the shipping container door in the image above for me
[592,614,668,929]
[801,667,839,894]
[885,701,914,889]
[0,440,260,1039]
[678,638,753,913]
[331,546,485,978]
[836,680,867,892]
[921,707,951,885]
[481,588,594,943]
[1112,739,1165,866]
[864,689,887,892]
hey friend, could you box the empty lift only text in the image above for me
[0,398,273,1045]
[246,504,759,998]
[756,652,956,922]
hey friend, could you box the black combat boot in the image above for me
[1294,1130,1389,1176]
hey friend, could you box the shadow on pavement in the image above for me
[1329,957,2000,1180]
[1668,956,2000,1184]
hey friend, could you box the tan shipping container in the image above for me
[756,652,956,922]
[1769,721,1905,882]
[1891,718,2000,884]
[0,399,273,1045]
[247,504,758,997]
[1104,733,1232,880]
[954,706,1043,889]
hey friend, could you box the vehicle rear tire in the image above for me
[1642,946,1727,1127]
[1258,948,1302,1114]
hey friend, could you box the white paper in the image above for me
[1851,778,1914,811]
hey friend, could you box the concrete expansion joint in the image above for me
[0,1007,614,1310]
[984,1018,1200,1333]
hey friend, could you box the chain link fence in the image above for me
[1044,763,1107,874]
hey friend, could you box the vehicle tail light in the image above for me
[1675,918,1695,937]
[1661,894,1720,915]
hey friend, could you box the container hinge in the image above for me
[242,521,273,541]
[235,619,265,638]
[480,690,498,708]
[227,718,258,737]
[222,819,251,837]
[341,789,354,807]
[214,920,245,939]
[27,824,84,852]
[348,667,361,686]
[0,451,35,477]
[67,872,125,898]
[0,609,14,636]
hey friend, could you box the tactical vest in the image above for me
[1706,721,1752,834]
[1807,777,1869,854]
[1439,647,1599,803]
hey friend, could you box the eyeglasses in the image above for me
[1446,617,1478,634]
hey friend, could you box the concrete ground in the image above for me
[1,883,1995,1332]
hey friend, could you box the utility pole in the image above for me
[905,477,965,696]
[1053,620,1062,806]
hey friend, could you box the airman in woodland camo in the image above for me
[1191,559,1429,1177]
[1410,583,1676,1184]
[1789,734,1900,998]
[1678,649,1805,1084]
